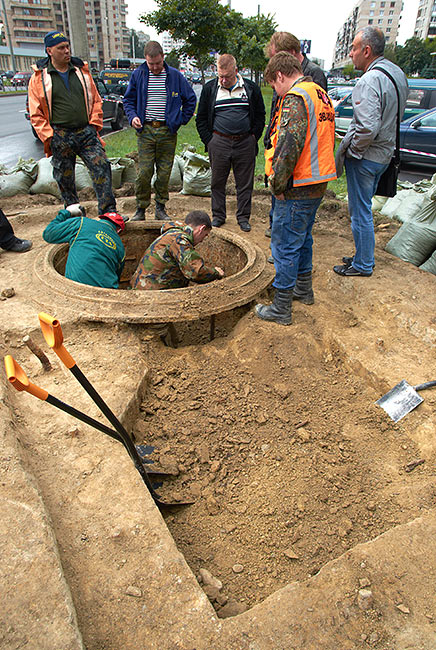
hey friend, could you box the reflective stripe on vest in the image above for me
[265,82,337,187]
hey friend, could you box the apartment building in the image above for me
[414,0,436,39]
[333,0,403,70]
[0,0,130,72]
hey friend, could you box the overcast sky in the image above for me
[125,0,420,68]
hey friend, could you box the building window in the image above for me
[368,18,373,23]
[370,1,375,5]
[386,36,390,41]
[379,10,384,15]
[386,27,391,31]
[390,1,395,5]
[370,10,374,15]
[381,1,385,5]
[378,18,383,23]
[388,18,392,23]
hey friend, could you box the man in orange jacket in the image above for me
[255,52,336,325]
[28,31,117,215]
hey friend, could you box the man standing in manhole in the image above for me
[130,210,224,346]
[255,52,336,325]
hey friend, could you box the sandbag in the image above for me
[75,161,93,190]
[29,157,61,198]
[0,158,38,197]
[109,156,137,184]
[419,248,436,275]
[380,180,436,223]
[180,151,211,197]
[372,195,388,211]
[385,198,436,266]
[111,163,123,189]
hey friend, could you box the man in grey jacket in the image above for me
[334,27,408,277]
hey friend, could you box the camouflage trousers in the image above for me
[51,124,116,215]
[136,124,177,209]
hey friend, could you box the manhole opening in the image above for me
[133,330,424,615]
[51,226,248,289]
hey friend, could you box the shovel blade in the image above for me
[376,379,423,422]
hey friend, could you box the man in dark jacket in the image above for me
[123,41,196,222]
[196,54,265,232]
[264,32,327,237]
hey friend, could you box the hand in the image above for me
[132,116,142,129]
[274,193,285,201]
[215,267,225,278]
[66,203,83,217]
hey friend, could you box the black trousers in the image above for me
[0,208,18,250]
[207,132,257,225]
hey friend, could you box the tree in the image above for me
[140,0,231,80]
[226,13,277,84]
[396,37,431,76]
[165,49,180,69]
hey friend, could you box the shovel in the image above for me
[4,313,193,509]
[376,379,436,422]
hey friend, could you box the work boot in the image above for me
[7,238,33,253]
[155,202,169,220]
[255,289,293,325]
[292,272,314,305]
[132,207,145,221]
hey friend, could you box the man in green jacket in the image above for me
[43,205,125,288]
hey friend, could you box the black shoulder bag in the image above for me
[373,66,401,198]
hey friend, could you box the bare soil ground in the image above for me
[1,187,435,650]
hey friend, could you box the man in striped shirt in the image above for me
[196,54,265,232]
[123,41,196,221]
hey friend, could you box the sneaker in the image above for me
[239,222,251,232]
[265,227,271,238]
[155,202,169,220]
[8,238,33,253]
[212,218,225,228]
[333,263,372,277]
[132,207,145,221]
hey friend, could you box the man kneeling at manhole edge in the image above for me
[43,204,126,289]
[255,52,336,326]
[131,210,224,347]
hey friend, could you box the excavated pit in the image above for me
[33,222,274,324]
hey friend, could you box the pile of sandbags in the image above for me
[0,158,38,197]
[384,178,436,275]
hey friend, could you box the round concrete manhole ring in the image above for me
[33,221,274,323]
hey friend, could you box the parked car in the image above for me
[2,70,15,79]
[99,68,133,96]
[24,79,125,138]
[334,78,436,135]
[399,107,436,168]
[328,85,354,108]
[191,74,202,84]
[12,71,32,87]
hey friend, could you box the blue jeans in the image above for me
[345,157,388,274]
[269,195,275,227]
[271,197,322,290]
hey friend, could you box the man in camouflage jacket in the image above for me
[131,210,224,290]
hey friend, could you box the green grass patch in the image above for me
[106,84,347,197]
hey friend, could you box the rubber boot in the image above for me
[255,289,293,325]
[292,272,314,305]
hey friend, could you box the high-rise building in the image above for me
[0,0,130,71]
[414,0,436,39]
[332,0,403,70]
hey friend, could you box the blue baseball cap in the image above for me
[44,31,69,50]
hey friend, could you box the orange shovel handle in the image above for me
[4,355,49,401]
[38,312,75,369]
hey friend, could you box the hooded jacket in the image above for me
[28,56,104,156]
[123,62,196,134]
[131,221,220,290]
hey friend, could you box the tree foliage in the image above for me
[395,37,432,76]
[140,0,276,79]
